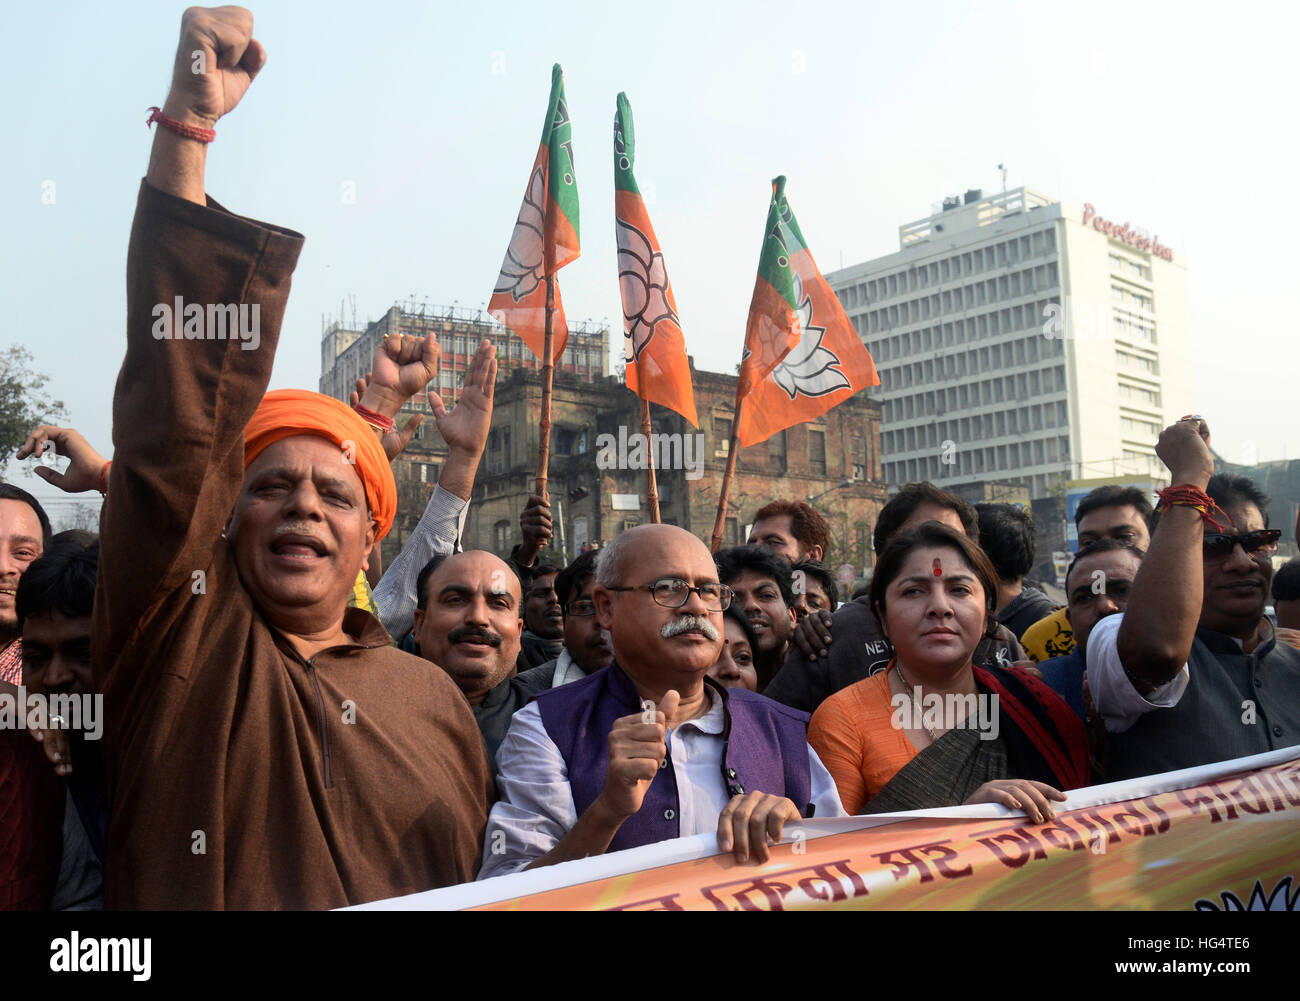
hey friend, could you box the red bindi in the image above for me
[933,558,942,577]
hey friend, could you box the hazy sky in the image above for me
[4,0,1295,516]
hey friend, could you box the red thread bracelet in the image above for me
[97,460,112,496]
[146,107,216,143]
[1155,484,1229,532]
[353,402,395,434]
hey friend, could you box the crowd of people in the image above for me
[2,6,1298,910]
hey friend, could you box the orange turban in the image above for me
[244,389,397,540]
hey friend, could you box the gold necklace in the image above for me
[894,661,939,741]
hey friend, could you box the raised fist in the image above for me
[1155,416,1213,488]
[162,6,267,129]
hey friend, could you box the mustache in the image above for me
[661,615,719,641]
[448,625,503,647]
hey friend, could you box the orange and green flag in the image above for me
[736,177,803,403]
[737,177,880,447]
[614,93,698,427]
[489,64,581,363]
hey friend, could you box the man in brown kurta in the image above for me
[93,6,492,909]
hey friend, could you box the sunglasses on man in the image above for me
[1201,529,1281,560]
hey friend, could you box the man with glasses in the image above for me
[516,551,613,689]
[1087,417,1300,779]
[480,524,844,878]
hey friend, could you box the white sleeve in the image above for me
[1088,612,1190,734]
[477,702,579,881]
[807,744,848,819]
[373,485,468,641]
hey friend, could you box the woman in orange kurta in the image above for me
[808,522,1089,818]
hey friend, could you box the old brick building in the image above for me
[463,363,888,578]
[319,301,610,564]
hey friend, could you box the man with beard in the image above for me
[1089,417,1300,779]
[746,500,828,563]
[480,525,844,878]
[714,546,797,693]
[0,484,53,685]
[517,550,613,689]
[412,550,540,760]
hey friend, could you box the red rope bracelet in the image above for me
[146,107,216,143]
[353,402,395,434]
[1155,484,1230,532]
[97,460,111,496]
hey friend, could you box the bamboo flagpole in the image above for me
[709,393,743,552]
[640,396,660,523]
[535,274,556,498]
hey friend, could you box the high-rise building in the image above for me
[826,187,1193,501]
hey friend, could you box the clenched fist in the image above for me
[163,6,267,130]
[596,690,680,819]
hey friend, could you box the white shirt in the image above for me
[1087,612,1190,734]
[478,693,846,880]
[373,486,468,642]
[550,649,587,688]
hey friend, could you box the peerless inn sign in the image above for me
[1081,203,1174,261]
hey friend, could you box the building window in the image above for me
[808,428,827,476]
[714,416,732,457]
[494,520,510,552]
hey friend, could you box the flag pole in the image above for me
[535,273,556,499]
[640,396,660,523]
[709,391,743,552]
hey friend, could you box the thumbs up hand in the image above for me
[597,689,681,819]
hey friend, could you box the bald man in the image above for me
[480,525,844,879]
[91,7,492,909]
[412,550,550,760]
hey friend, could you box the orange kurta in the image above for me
[807,671,918,814]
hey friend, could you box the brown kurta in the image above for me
[93,181,493,909]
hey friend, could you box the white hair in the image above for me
[594,531,637,588]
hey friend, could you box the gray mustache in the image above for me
[661,615,719,641]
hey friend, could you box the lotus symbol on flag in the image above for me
[617,218,679,362]
[1194,875,1299,911]
[772,273,850,400]
[494,165,547,302]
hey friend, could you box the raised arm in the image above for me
[94,7,303,675]
[1113,418,1215,691]
[374,341,495,640]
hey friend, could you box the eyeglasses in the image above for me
[1202,529,1281,561]
[565,598,596,617]
[605,578,733,611]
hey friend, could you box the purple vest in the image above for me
[535,663,813,854]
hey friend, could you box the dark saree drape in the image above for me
[864,663,1090,814]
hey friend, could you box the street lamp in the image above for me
[807,478,853,504]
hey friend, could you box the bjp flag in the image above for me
[736,177,879,447]
[614,93,698,427]
[489,64,581,363]
[736,177,802,403]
